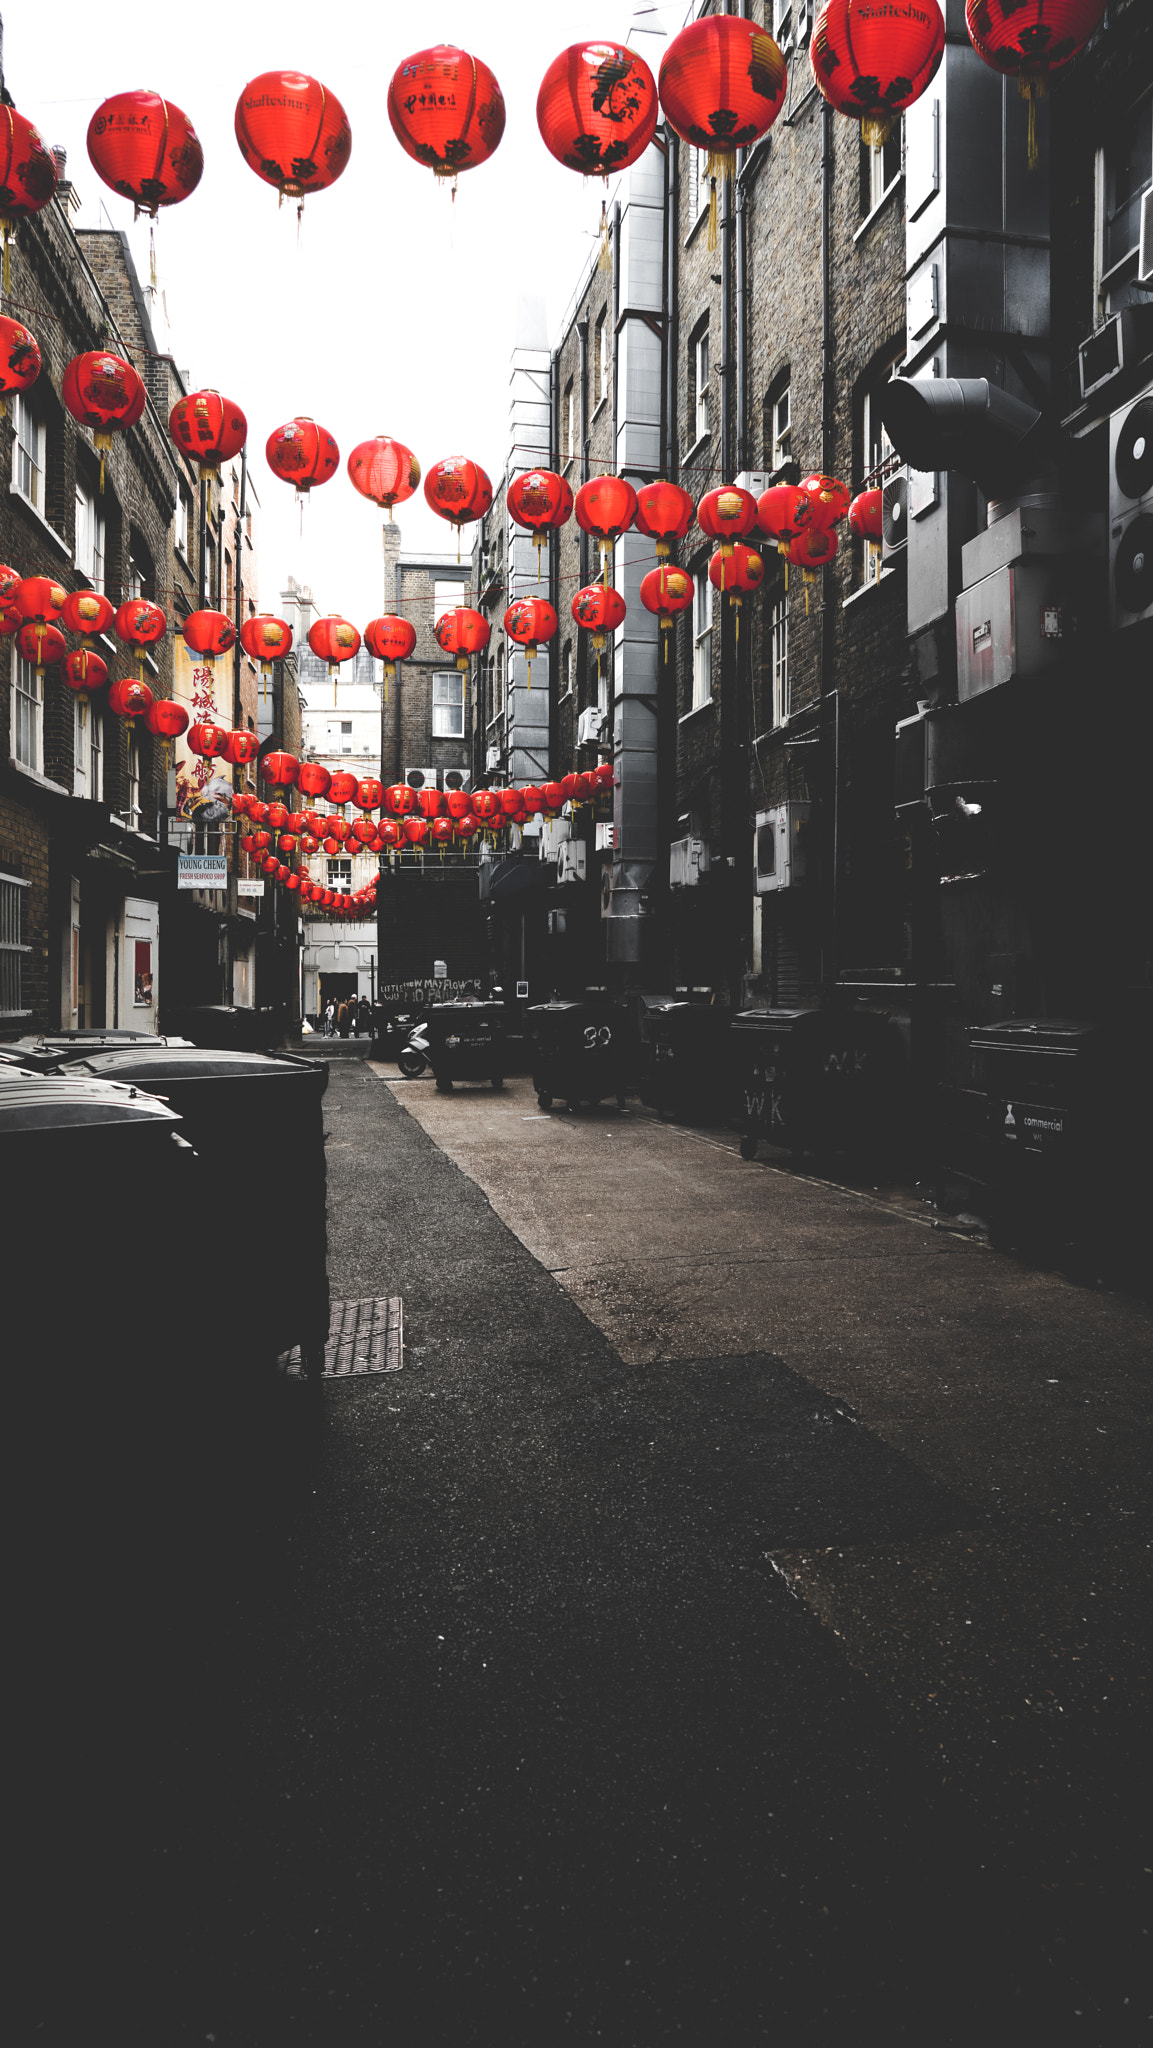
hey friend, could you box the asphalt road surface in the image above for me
[19,1055,1150,2046]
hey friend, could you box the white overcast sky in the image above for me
[6,1,694,624]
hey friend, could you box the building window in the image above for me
[89,706,103,802]
[12,393,45,512]
[75,481,106,590]
[327,857,352,890]
[225,548,234,612]
[862,122,903,216]
[771,599,789,727]
[0,871,31,1018]
[327,718,353,754]
[126,734,141,829]
[598,656,609,717]
[561,640,573,698]
[564,380,575,463]
[770,379,791,470]
[1096,96,1153,319]
[433,670,465,739]
[773,0,813,52]
[595,309,609,406]
[493,645,505,721]
[692,566,713,709]
[690,324,709,445]
[434,578,463,619]
[12,648,41,771]
[128,553,143,601]
[861,353,903,583]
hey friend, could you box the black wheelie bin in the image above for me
[423,999,508,1093]
[637,999,732,1124]
[730,1007,825,1159]
[527,998,627,1111]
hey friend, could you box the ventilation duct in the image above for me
[881,377,1048,505]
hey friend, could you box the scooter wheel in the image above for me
[398,1049,427,1078]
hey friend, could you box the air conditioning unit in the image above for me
[404,766,438,790]
[485,743,501,772]
[577,706,605,746]
[594,821,616,852]
[1108,384,1153,629]
[442,767,471,793]
[557,842,587,884]
[669,836,709,888]
[755,803,810,893]
[735,469,772,498]
[1140,185,1153,289]
[1079,305,1153,402]
[539,816,571,860]
[881,469,908,561]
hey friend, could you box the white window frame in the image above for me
[865,122,903,216]
[0,870,32,1019]
[327,857,352,890]
[126,733,142,830]
[75,480,106,591]
[89,704,104,802]
[491,644,505,724]
[176,488,190,561]
[564,382,575,464]
[596,311,609,407]
[432,670,465,740]
[771,383,792,471]
[771,598,789,728]
[12,646,41,772]
[434,579,463,618]
[686,148,707,227]
[1094,98,1153,320]
[694,328,709,444]
[862,357,902,585]
[692,567,713,710]
[12,393,46,512]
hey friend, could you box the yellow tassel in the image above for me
[861,114,893,150]
[598,199,612,274]
[1019,77,1044,173]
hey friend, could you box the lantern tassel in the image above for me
[1019,77,1044,173]
[598,199,612,275]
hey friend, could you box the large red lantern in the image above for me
[454,812,479,843]
[364,614,416,692]
[234,72,351,206]
[430,816,455,853]
[114,598,166,678]
[0,108,57,290]
[388,47,505,185]
[297,761,332,805]
[356,777,383,815]
[239,614,292,699]
[266,417,339,494]
[424,458,493,554]
[308,615,361,706]
[13,577,66,672]
[537,40,658,178]
[183,609,236,661]
[757,483,814,561]
[347,436,420,515]
[435,607,491,671]
[506,470,574,580]
[634,480,696,560]
[542,781,566,813]
[639,564,693,654]
[403,816,430,848]
[444,787,472,821]
[849,488,884,575]
[187,719,229,761]
[259,749,299,793]
[86,91,203,218]
[108,677,153,732]
[965,1,1105,166]
[63,648,109,716]
[812,0,945,148]
[504,598,557,691]
[709,544,765,628]
[572,583,626,651]
[575,476,637,580]
[223,729,259,768]
[327,771,359,811]
[659,17,787,245]
[789,526,839,608]
[471,789,501,828]
[61,352,147,487]
[800,472,851,532]
[169,389,247,479]
[61,589,114,642]
[384,783,416,818]
[145,696,189,766]
[0,315,40,419]
[18,622,65,675]
[698,485,758,557]
[416,786,444,822]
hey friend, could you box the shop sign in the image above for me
[178,854,228,891]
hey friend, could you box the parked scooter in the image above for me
[373,1006,428,1067]
[397,1020,430,1079]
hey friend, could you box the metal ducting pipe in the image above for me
[881,377,1049,506]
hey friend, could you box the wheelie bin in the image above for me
[730,1007,825,1159]
[527,999,628,1112]
[70,1044,330,1373]
[637,999,732,1123]
[731,1005,907,1167]
[422,999,508,1093]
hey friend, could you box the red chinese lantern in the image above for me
[384,783,416,817]
[416,786,444,822]
[284,873,302,893]
[308,614,361,704]
[356,778,383,817]
[659,17,787,246]
[327,771,359,811]
[965,1,1105,166]
[521,785,545,816]
[259,749,299,792]
[262,855,280,876]
[471,789,501,828]
[0,108,57,290]
[634,480,696,560]
[640,564,693,656]
[143,697,188,766]
[403,817,430,848]
[364,614,416,697]
[86,91,203,218]
[61,352,146,487]
[542,781,566,812]
[849,487,884,577]
[499,788,523,819]
[347,436,420,516]
[576,474,637,581]
[503,597,557,691]
[537,40,658,177]
[266,416,339,495]
[266,801,291,833]
[0,315,40,418]
[424,457,494,556]
[757,484,814,575]
[63,648,109,720]
[234,72,351,207]
[435,606,491,671]
[454,812,479,843]
[788,525,839,609]
[0,606,19,640]
[811,0,945,149]
[298,833,320,856]
[12,575,66,665]
[183,609,236,661]
[697,484,758,557]
[379,819,404,850]
[350,818,376,847]
[18,621,65,675]
[297,762,332,807]
[444,787,472,821]
[388,46,505,186]
[61,589,114,642]
[571,583,626,650]
[430,816,455,854]
[800,473,851,531]
[187,719,229,761]
[223,729,259,768]
[593,762,615,792]
[0,564,20,605]
[279,832,300,853]
[709,541,765,598]
[107,676,153,731]
[506,469,574,580]
[169,389,247,479]
[114,598,166,679]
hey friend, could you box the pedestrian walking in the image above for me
[357,997,371,1037]
[324,1000,335,1037]
[337,1000,350,1038]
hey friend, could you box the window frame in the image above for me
[595,310,609,408]
[11,645,42,772]
[691,325,710,447]
[0,869,32,1020]
[1095,96,1153,320]
[771,381,792,471]
[860,352,904,585]
[771,597,789,728]
[432,669,465,740]
[326,857,352,890]
[75,479,106,591]
[863,122,903,218]
[564,380,576,464]
[692,565,713,710]
[126,732,142,830]
[12,392,46,513]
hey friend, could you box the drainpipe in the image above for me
[720,167,733,482]
[611,199,621,472]
[577,318,590,595]
[664,132,679,481]
[198,478,207,604]
[820,99,839,987]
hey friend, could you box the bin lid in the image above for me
[3,1031,195,1073]
[970,1017,1107,1053]
[0,1070,182,1137]
[733,1006,821,1031]
[70,1046,328,1089]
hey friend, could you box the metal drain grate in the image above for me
[280,1297,403,1378]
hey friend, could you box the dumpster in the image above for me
[637,1000,732,1123]
[527,999,627,1111]
[731,1006,907,1165]
[423,1000,507,1093]
[730,1007,824,1159]
[1,1029,191,1073]
[72,1045,330,1371]
[970,1017,1142,1266]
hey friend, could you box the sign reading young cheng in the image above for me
[177,854,228,891]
